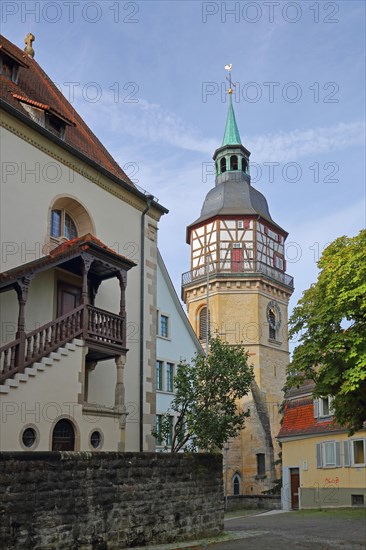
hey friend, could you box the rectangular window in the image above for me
[160,315,169,338]
[351,494,365,506]
[353,440,365,465]
[316,441,341,468]
[167,416,173,446]
[315,396,334,418]
[321,397,330,416]
[156,360,163,391]
[166,363,174,392]
[156,415,163,439]
[155,414,174,447]
[324,442,336,466]
[51,209,61,238]
[256,453,265,476]
[274,254,284,270]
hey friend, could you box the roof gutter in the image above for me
[139,194,154,452]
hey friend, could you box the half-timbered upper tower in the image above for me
[182,90,294,493]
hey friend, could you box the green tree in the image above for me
[286,229,366,434]
[153,336,254,452]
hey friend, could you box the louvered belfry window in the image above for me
[199,307,210,341]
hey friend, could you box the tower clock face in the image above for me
[267,301,281,330]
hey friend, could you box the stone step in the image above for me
[1,339,79,392]
[14,373,29,383]
[33,363,46,372]
[25,367,37,376]
[66,342,76,351]
[5,378,19,388]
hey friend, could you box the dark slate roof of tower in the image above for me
[186,172,287,239]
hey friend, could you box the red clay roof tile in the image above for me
[0,34,133,187]
[278,398,342,439]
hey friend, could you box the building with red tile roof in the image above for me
[0,34,135,186]
[0,33,168,455]
[278,381,366,510]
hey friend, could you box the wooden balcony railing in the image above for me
[0,305,124,383]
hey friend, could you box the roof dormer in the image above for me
[0,47,28,84]
[11,93,74,140]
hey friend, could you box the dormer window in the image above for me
[45,113,66,139]
[14,95,68,140]
[314,396,334,418]
[0,54,19,83]
[50,209,78,241]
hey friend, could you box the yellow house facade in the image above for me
[278,382,366,510]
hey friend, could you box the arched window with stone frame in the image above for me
[47,196,95,249]
[232,472,241,496]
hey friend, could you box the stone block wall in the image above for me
[0,452,223,549]
[227,494,281,511]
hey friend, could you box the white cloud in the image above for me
[249,122,365,163]
[76,89,365,164]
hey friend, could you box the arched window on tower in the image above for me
[242,158,248,173]
[230,155,238,171]
[220,157,227,173]
[268,309,276,340]
[232,473,241,496]
[199,307,210,342]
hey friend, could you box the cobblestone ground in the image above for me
[210,509,366,550]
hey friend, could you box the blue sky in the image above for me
[2,1,365,341]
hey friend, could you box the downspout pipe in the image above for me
[139,194,154,452]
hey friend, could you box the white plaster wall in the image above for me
[1,126,160,452]
[0,340,121,451]
[156,260,201,417]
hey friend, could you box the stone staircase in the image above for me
[0,339,83,395]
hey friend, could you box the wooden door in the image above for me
[290,468,300,510]
[57,282,81,317]
[52,419,75,451]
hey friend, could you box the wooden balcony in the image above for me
[0,304,126,383]
[0,234,135,384]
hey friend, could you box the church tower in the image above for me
[182,78,294,493]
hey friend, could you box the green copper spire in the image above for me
[222,95,242,146]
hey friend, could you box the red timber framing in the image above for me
[0,234,135,383]
[183,215,293,289]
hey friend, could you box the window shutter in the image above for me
[335,441,341,467]
[329,396,335,415]
[314,399,319,419]
[316,443,323,468]
[344,441,351,467]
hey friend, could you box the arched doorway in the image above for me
[52,419,75,451]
